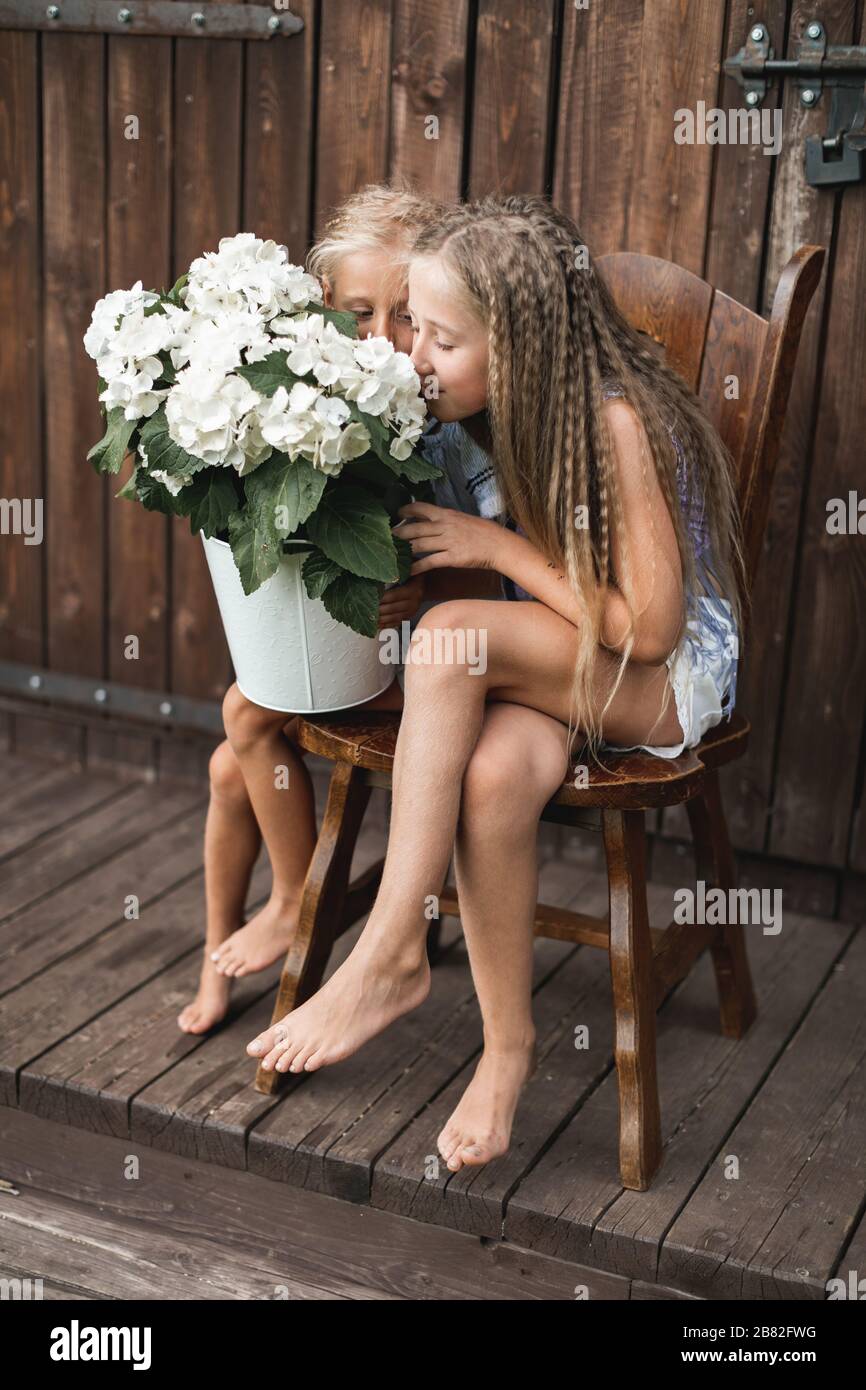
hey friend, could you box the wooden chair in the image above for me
[253,245,825,1192]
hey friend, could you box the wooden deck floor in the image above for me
[0,749,863,1301]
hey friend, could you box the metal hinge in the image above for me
[0,1,304,40]
[725,20,866,186]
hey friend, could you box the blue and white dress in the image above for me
[413,395,739,759]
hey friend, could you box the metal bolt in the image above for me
[267,14,281,31]
[806,22,823,40]
[191,10,205,26]
[94,688,109,704]
[118,7,132,22]
[750,25,765,42]
[801,88,817,106]
[159,700,173,717]
[46,4,61,17]
[745,90,760,106]
[28,674,43,690]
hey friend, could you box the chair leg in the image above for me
[602,808,663,1191]
[254,759,372,1096]
[686,769,758,1039]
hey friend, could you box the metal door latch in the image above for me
[725,21,866,186]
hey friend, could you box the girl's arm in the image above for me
[493,401,684,662]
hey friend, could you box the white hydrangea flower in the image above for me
[172,305,272,374]
[184,234,322,321]
[100,363,168,421]
[165,365,262,469]
[83,280,161,360]
[150,467,194,496]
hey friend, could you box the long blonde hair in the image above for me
[410,194,747,764]
[306,180,447,311]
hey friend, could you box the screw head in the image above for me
[750,25,765,42]
[806,22,823,40]
[118,7,132,21]
[801,88,817,105]
[745,90,760,106]
[267,14,281,31]
[191,10,205,26]
[159,700,173,717]
[46,4,60,17]
[94,687,109,703]
[28,674,43,690]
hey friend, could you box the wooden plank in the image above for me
[504,910,852,1294]
[469,0,555,197]
[728,0,854,854]
[769,11,866,866]
[0,31,42,668]
[42,32,106,677]
[314,0,391,232]
[0,764,136,861]
[106,33,172,707]
[2,1105,628,1299]
[367,872,679,1231]
[0,1185,367,1301]
[0,790,209,994]
[658,925,866,1299]
[390,0,469,201]
[243,0,316,260]
[0,752,68,802]
[170,8,241,701]
[18,882,276,1136]
[129,823,397,1168]
[0,864,226,1107]
[703,0,789,306]
[0,779,202,924]
[552,0,646,254]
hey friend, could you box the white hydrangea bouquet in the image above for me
[84,233,440,637]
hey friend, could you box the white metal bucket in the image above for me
[201,533,393,714]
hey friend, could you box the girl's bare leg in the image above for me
[218,675,405,979]
[213,696,317,978]
[437,701,570,1172]
[178,739,263,1032]
[246,599,682,1074]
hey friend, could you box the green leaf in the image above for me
[138,406,208,478]
[227,509,281,595]
[87,408,138,474]
[345,402,441,483]
[115,469,140,501]
[166,273,188,306]
[304,303,359,339]
[306,485,398,583]
[320,573,382,637]
[394,446,443,484]
[187,472,239,538]
[236,350,304,399]
[393,534,414,583]
[156,352,176,385]
[244,452,327,537]
[133,469,187,516]
[301,547,344,599]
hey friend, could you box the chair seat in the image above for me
[296,709,750,811]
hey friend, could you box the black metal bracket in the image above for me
[0,1,304,40]
[725,20,866,186]
[0,659,225,734]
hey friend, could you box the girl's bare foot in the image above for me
[211,895,300,978]
[246,935,431,1073]
[437,1039,538,1171]
[177,956,233,1034]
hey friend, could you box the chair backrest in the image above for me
[596,247,825,641]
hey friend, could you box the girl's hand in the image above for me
[394,502,501,574]
[377,575,425,630]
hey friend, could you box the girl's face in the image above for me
[407,255,489,422]
[323,246,414,355]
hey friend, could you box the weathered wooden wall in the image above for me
[0,0,864,886]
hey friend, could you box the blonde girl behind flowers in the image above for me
[178,182,446,1035]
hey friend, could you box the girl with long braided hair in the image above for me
[246,194,745,1173]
